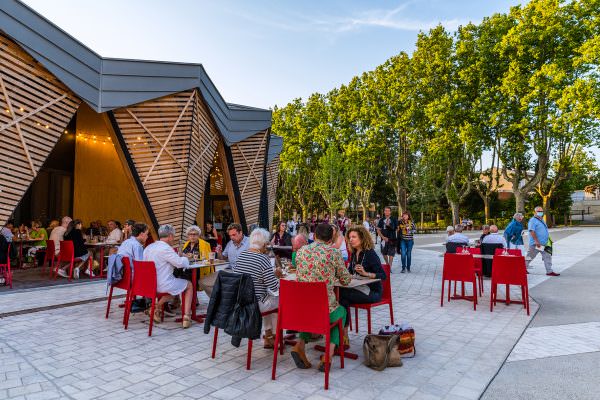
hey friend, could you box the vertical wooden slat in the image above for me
[266,158,280,229]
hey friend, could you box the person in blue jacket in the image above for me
[503,213,525,254]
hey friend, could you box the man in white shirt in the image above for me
[49,216,71,256]
[481,225,507,247]
[105,220,122,244]
[363,217,370,232]
[447,224,469,244]
[143,224,194,328]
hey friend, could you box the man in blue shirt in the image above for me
[526,206,559,276]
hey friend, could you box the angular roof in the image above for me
[0,0,273,146]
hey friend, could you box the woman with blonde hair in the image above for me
[339,225,386,342]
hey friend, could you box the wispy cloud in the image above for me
[226,1,467,35]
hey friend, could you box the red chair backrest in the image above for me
[492,255,527,285]
[442,253,475,281]
[279,279,330,334]
[494,248,521,256]
[457,247,482,269]
[217,233,223,246]
[58,241,74,262]
[44,240,55,262]
[381,264,392,301]
[131,260,158,298]
[0,244,10,266]
[115,256,133,290]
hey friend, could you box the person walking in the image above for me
[526,206,560,276]
[376,207,398,268]
[504,213,525,255]
[397,211,416,273]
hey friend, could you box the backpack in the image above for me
[363,334,403,371]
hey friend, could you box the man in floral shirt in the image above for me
[291,223,351,372]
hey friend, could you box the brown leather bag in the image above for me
[362,334,403,371]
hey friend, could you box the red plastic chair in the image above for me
[217,233,223,247]
[0,244,12,289]
[272,280,344,390]
[456,247,483,296]
[441,253,478,310]
[211,308,283,370]
[351,264,394,334]
[494,248,522,256]
[126,260,173,336]
[54,241,91,281]
[106,256,133,324]
[42,240,55,274]
[490,255,530,315]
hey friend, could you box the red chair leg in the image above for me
[490,283,495,312]
[105,286,114,319]
[354,307,359,333]
[441,279,445,307]
[271,327,281,380]
[389,302,394,325]
[324,334,330,390]
[148,299,156,337]
[68,260,74,281]
[247,340,253,370]
[473,279,477,311]
[122,291,131,326]
[211,328,219,358]
[367,308,372,334]
[338,319,344,369]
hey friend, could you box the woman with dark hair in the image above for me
[204,220,219,249]
[339,226,386,343]
[57,219,91,279]
[397,211,417,273]
[271,221,292,258]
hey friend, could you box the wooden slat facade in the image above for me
[112,89,220,238]
[230,130,269,229]
[0,33,81,225]
[266,158,280,229]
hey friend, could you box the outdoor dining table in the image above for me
[85,242,119,278]
[283,272,380,360]
[183,259,229,323]
[12,238,38,268]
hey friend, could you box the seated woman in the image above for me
[271,221,292,259]
[204,221,219,249]
[175,225,211,283]
[339,225,386,342]
[27,220,48,266]
[58,219,92,279]
[234,228,282,348]
[331,224,349,262]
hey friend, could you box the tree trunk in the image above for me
[514,191,526,214]
[450,201,460,226]
[420,211,424,229]
[361,203,368,223]
[542,195,551,227]
[483,196,490,224]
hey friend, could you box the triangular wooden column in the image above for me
[112,89,219,238]
[0,33,81,225]
[230,130,269,229]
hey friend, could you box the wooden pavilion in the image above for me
[0,0,281,238]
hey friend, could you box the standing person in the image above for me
[527,207,560,276]
[339,226,386,343]
[144,224,194,328]
[331,224,349,262]
[49,216,71,256]
[363,216,371,232]
[504,213,525,254]
[376,207,398,268]
[291,223,351,371]
[398,211,417,273]
[287,217,297,236]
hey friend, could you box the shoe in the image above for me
[83,268,95,277]
[57,268,69,278]
[318,355,329,373]
[182,315,192,329]
[290,346,311,369]
[73,268,80,279]
[400,268,405,273]
[546,272,560,276]
[153,310,162,324]
[263,335,275,349]
[407,268,411,273]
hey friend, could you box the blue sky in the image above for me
[23,0,523,110]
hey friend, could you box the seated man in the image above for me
[291,223,351,372]
[117,222,148,262]
[143,224,194,328]
[447,224,469,245]
[105,220,122,244]
[480,224,491,242]
[481,224,507,247]
[291,233,308,267]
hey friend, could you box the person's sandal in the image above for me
[182,314,192,329]
[153,309,162,324]
[263,335,275,349]
[317,355,329,373]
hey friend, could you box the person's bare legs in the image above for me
[154,295,173,323]
[182,281,193,328]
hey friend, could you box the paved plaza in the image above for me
[1,228,599,399]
